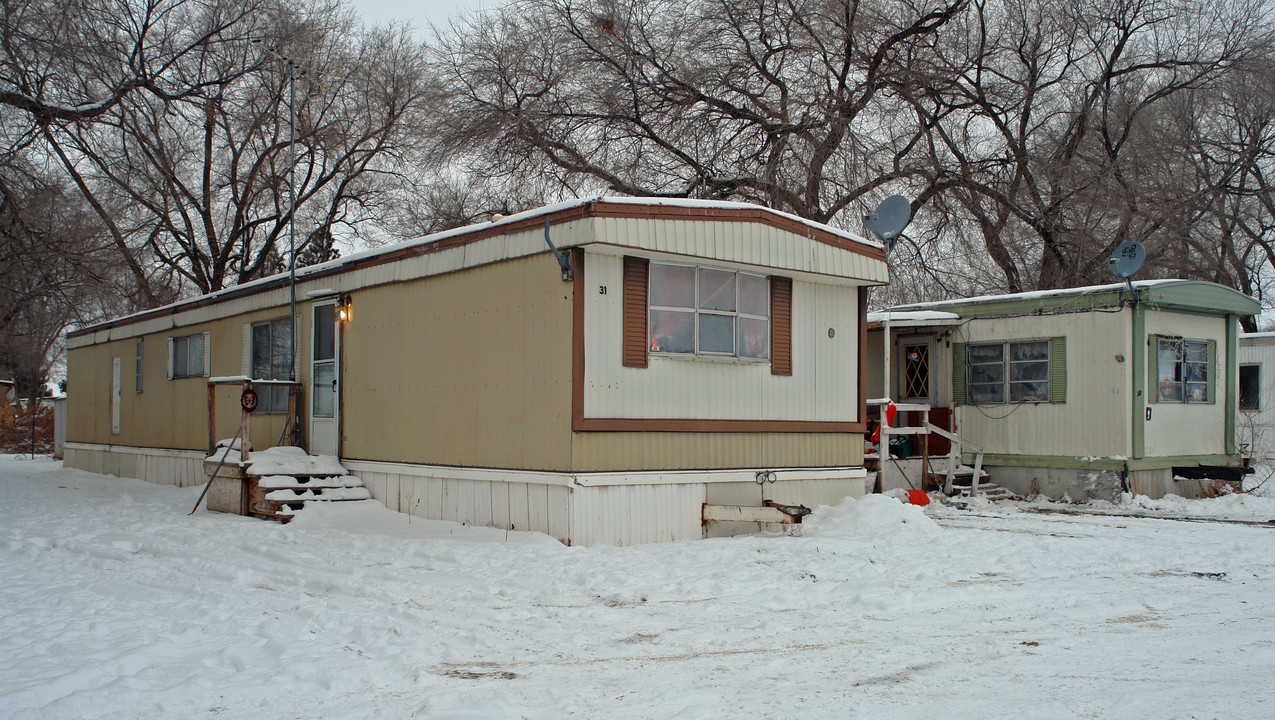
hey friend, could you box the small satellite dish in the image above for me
[864,195,912,250]
[1107,241,1146,279]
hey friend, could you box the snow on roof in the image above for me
[1240,332,1275,341]
[894,279,1189,310]
[867,310,961,326]
[72,197,879,335]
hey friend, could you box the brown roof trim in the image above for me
[71,199,883,338]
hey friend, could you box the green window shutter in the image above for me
[1050,336,1067,403]
[1207,339,1217,405]
[952,342,966,405]
[1147,335,1159,404]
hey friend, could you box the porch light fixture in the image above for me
[337,295,352,323]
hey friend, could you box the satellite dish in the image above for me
[1107,241,1146,279]
[864,195,912,250]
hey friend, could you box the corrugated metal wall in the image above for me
[348,461,865,546]
[63,444,206,487]
[571,484,705,546]
[346,460,705,546]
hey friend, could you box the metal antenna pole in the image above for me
[288,60,298,387]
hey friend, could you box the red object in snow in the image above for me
[907,489,930,506]
[871,401,898,444]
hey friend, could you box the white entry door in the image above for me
[310,302,339,456]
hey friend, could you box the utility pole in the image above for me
[253,39,305,446]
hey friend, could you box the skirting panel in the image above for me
[63,443,207,488]
[344,460,865,546]
[348,460,703,546]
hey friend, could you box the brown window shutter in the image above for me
[623,257,649,368]
[771,276,792,376]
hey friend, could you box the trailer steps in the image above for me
[252,472,370,522]
[202,447,369,522]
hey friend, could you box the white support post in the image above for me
[882,317,892,402]
[971,451,984,496]
[945,440,958,495]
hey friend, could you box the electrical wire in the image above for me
[942,288,1153,421]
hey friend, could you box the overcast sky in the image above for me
[350,0,501,34]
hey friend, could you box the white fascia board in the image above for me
[341,460,866,488]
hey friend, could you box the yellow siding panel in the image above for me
[570,431,862,472]
[339,255,575,469]
[65,307,297,452]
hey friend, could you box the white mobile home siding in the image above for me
[591,216,887,284]
[1238,336,1275,460]
[955,310,1131,459]
[1142,310,1228,458]
[583,252,860,422]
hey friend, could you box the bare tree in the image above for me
[908,0,1272,293]
[37,1,432,295]
[430,0,966,225]
[1,0,264,123]
[3,0,268,305]
[0,157,113,403]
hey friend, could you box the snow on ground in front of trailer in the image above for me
[3,455,1274,719]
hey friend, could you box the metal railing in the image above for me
[868,398,985,495]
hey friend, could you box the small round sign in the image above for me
[240,388,259,414]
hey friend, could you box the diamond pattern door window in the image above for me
[901,343,930,400]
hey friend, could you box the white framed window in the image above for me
[168,333,208,379]
[1155,337,1210,403]
[251,318,293,414]
[647,262,769,360]
[967,339,1052,404]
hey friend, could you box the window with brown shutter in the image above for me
[770,276,792,375]
[622,256,649,367]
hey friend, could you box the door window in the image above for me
[901,343,930,400]
[312,304,336,418]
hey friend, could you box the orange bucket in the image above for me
[907,489,930,506]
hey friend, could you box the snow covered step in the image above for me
[264,486,371,503]
[257,475,365,490]
[219,448,371,522]
[950,482,1018,501]
[254,475,371,521]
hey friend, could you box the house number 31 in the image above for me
[599,285,607,295]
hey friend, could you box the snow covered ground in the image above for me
[3,455,1274,719]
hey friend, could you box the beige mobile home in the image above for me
[65,198,887,545]
[868,281,1258,501]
